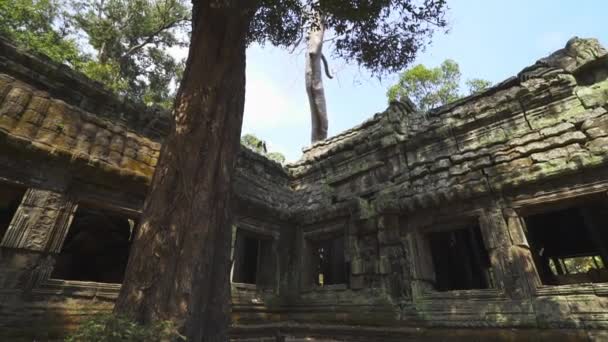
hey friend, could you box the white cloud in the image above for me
[243,70,307,132]
[167,44,309,162]
[168,44,307,133]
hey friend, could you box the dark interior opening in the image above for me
[428,225,492,291]
[311,235,346,286]
[51,205,135,283]
[233,234,259,284]
[232,229,274,287]
[524,200,608,285]
[0,183,26,242]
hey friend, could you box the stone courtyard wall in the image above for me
[1,36,608,341]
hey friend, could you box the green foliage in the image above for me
[3,0,448,106]
[65,313,184,342]
[549,255,604,275]
[267,152,286,164]
[387,59,460,111]
[0,0,83,66]
[241,134,286,164]
[250,0,448,75]
[241,134,267,154]
[0,0,189,109]
[387,59,492,112]
[79,59,128,94]
[466,78,492,95]
[70,0,190,107]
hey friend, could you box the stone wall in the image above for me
[1,36,608,341]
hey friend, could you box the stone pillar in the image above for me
[377,214,412,300]
[0,188,76,290]
[478,203,540,298]
[406,230,436,298]
[1,188,76,252]
[502,207,542,293]
[277,221,296,303]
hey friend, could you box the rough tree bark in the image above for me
[305,11,329,143]
[114,2,256,341]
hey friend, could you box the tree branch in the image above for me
[120,17,188,61]
[321,54,333,79]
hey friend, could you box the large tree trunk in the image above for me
[114,2,255,341]
[305,12,328,143]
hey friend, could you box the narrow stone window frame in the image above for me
[230,225,278,291]
[301,225,349,291]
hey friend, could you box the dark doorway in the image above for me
[51,205,136,283]
[232,229,275,287]
[311,235,347,286]
[524,199,608,285]
[428,225,492,291]
[0,183,26,241]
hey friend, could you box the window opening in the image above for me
[427,224,493,291]
[311,235,346,286]
[232,229,274,287]
[51,205,135,283]
[524,201,608,285]
[0,183,26,241]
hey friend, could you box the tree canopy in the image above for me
[2,0,448,110]
[71,0,190,107]
[0,0,83,65]
[387,59,492,111]
[250,0,448,75]
[250,0,449,143]
[0,0,190,108]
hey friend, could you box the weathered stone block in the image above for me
[514,131,587,156]
[526,98,586,129]
[586,137,608,154]
[581,109,608,130]
[0,86,31,119]
[430,158,451,172]
[350,275,365,290]
[503,209,528,247]
[530,146,571,162]
[507,132,542,147]
[539,122,574,137]
[409,165,428,178]
[351,258,364,275]
[576,79,608,108]
[109,134,125,152]
[582,113,608,138]
[486,157,533,176]
[34,127,58,145]
[378,256,391,275]
[378,229,399,245]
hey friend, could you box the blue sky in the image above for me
[240,0,608,162]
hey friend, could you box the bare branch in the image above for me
[321,54,333,79]
[120,17,188,61]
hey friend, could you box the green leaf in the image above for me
[387,59,491,112]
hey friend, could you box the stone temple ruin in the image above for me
[1,36,608,341]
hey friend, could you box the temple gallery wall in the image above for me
[1,36,608,341]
